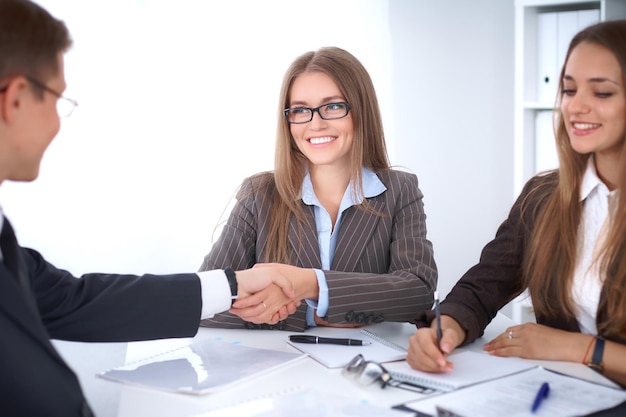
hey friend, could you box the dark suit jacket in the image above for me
[416,172,625,346]
[0,245,202,417]
[199,169,437,332]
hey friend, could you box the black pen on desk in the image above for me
[531,382,550,413]
[434,290,442,350]
[289,335,371,346]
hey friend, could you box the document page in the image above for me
[400,367,626,417]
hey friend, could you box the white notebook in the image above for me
[98,338,306,395]
[286,328,407,368]
[385,350,535,392]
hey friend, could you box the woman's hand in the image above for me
[483,322,590,362]
[406,315,465,373]
[230,284,300,324]
[252,263,319,300]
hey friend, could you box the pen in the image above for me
[289,335,371,346]
[434,290,442,350]
[531,382,550,413]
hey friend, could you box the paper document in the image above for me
[287,328,407,368]
[192,387,413,417]
[399,367,626,417]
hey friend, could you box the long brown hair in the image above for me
[265,46,391,263]
[525,20,626,340]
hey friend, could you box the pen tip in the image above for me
[363,341,372,345]
[434,290,439,300]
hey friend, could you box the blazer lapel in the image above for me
[288,205,321,268]
[333,199,386,271]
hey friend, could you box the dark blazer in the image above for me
[416,172,625,346]
[199,169,437,332]
[0,241,202,417]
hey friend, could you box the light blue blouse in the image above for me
[300,167,386,326]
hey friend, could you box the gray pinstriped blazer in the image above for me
[199,169,437,332]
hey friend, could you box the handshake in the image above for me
[230,263,310,325]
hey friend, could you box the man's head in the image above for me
[0,0,72,183]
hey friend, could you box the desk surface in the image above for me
[54,314,624,417]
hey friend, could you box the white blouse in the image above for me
[571,157,617,334]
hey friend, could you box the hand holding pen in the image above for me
[406,292,468,373]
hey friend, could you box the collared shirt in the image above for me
[300,167,387,326]
[572,157,617,334]
[0,205,231,320]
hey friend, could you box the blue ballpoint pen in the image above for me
[531,382,550,413]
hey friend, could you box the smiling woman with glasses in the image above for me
[199,46,437,333]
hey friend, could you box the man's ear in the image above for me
[0,77,30,123]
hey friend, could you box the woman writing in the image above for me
[408,20,626,387]
[200,47,437,332]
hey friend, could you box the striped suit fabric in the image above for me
[199,168,438,332]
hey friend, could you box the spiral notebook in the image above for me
[98,338,306,395]
[286,328,407,368]
[384,350,535,392]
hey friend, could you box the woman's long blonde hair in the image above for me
[525,20,626,340]
[264,46,391,263]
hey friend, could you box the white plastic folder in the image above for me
[192,387,414,417]
[98,339,306,395]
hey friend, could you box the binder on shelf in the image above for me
[535,9,600,105]
[536,11,558,104]
[534,110,559,173]
[556,10,580,75]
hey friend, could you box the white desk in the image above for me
[55,314,623,417]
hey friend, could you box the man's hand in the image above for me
[231,284,301,324]
[230,267,300,324]
[234,267,295,299]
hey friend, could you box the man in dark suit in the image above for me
[0,1,296,416]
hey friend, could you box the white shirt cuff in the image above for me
[197,270,233,319]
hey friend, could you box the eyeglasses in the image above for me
[284,101,351,124]
[26,76,78,118]
[342,354,435,394]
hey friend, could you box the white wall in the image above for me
[0,0,515,314]
[388,0,515,311]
